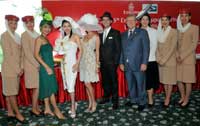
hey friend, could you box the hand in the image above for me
[18,69,24,76]
[96,62,100,73]
[96,67,99,73]
[72,63,79,73]
[46,67,53,75]
[60,42,64,46]
[119,64,124,71]
[177,56,182,64]
[36,66,40,71]
[140,64,147,72]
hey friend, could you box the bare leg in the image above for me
[182,83,192,106]
[9,96,25,121]
[85,83,96,112]
[163,84,168,104]
[6,97,15,117]
[177,82,185,103]
[164,85,173,105]
[44,97,54,116]
[49,94,65,119]
[31,88,40,114]
[69,92,76,116]
[147,88,154,105]
[85,86,92,111]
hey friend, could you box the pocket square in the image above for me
[108,36,113,39]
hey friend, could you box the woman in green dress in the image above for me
[34,18,65,119]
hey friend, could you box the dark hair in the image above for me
[139,13,151,27]
[161,16,171,21]
[62,20,73,38]
[39,20,52,28]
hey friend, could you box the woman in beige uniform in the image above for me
[156,14,177,107]
[1,15,27,123]
[21,16,41,116]
[176,9,199,107]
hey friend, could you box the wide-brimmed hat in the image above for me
[78,13,103,33]
[100,11,113,21]
[53,16,83,36]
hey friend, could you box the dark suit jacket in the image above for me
[120,28,150,71]
[99,28,121,65]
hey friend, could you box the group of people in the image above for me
[0,8,198,123]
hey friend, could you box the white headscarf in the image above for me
[177,14,191,33]
[23,22,39,39]
[157,19,171,43]
[5,20,21,45]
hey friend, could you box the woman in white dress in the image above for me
[54,18,82,118]
[78,13,102,113]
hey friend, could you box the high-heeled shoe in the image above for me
[180,102,190,108]
[44,112,55,117]
[68,102,78,114]
[70,112,76,118]
[84,107,91,113]
[30,111,42,117]
[7,116,15,122]
[15,117,28,124]
[176,100,184,106]
[161,102,169,108]
[148,103,154,108]
[54,111,65,120]
[90,104,97,113]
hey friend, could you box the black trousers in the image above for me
[100,63,118,104]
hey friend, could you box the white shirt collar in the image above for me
[128,28,135,32]
[104,26,111,36]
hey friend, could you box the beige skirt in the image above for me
[159,66,177,85]
[177,64,196,83]
[24,68,39,89]
[2,76,20,96]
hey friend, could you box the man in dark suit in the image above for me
[120,14,150,111]
[99,12,121,110]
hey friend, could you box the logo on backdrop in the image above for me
[142,4,158,14]
[123,2,140,15]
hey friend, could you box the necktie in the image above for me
[129,30,133,38]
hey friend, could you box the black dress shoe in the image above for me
[125,101,134,107]
[99,99,109,104]
[138,105,145,111]
[112,104,118,110]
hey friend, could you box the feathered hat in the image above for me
[39,8,53,27]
